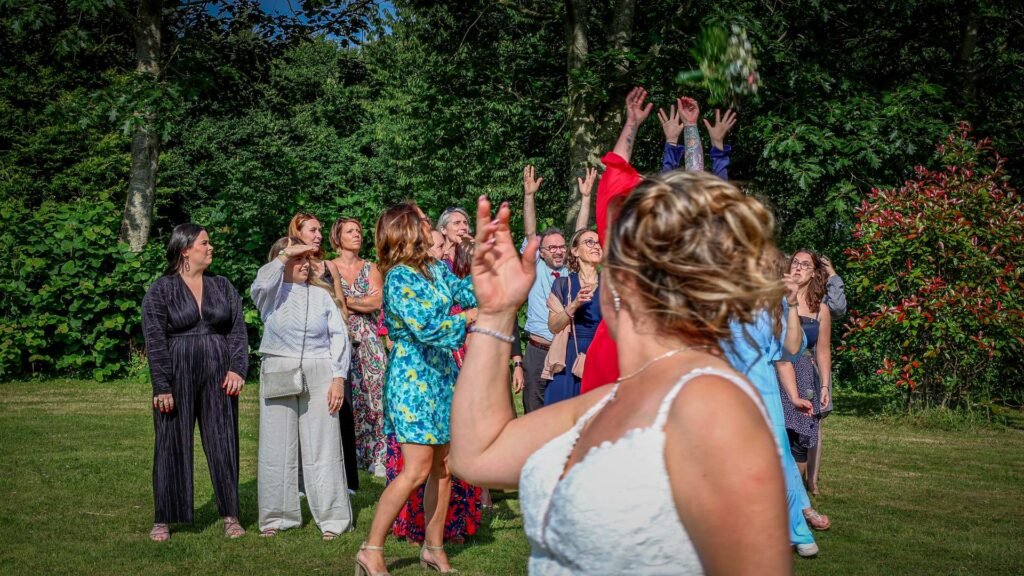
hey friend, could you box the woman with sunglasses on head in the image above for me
[142,224,248,542]
[288,212,360,492]
[544,229,603,405]
[251,237,353,540]
[356,202,478,576]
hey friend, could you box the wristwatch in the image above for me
[512,359,523,368]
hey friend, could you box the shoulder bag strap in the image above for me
[566,278,579,356]
[300,285,308,388]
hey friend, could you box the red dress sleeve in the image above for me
[595,152,642,246]
[581,152,639,394]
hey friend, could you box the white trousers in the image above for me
[258,356,352,535]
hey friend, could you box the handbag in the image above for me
[261,286,309,399]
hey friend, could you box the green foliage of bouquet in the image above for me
[677,22,761,106]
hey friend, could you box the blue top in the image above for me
[722,301,806,394]
[550,274,602,342]
[382,262,476,444]
[662,142,732,179]
[523,239,567,341]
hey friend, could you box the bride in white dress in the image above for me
[450,172,792,575]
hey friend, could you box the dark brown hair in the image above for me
[792,248,827,311]
[451,237,475,279]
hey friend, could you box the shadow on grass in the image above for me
[832,392,889,417]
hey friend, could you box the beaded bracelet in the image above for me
[468,326,516,344]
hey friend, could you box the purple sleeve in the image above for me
[661,142,685,173]
[710,144,732,181]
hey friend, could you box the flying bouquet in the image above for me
[676,23,761,105]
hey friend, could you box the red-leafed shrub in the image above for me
[841,124,1024,410]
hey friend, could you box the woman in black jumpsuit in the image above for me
[142,224,249,542]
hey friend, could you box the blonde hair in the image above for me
[375,202,435,280]
[267,236,347,318]
[605,170,784,348]
[288,212,325,260]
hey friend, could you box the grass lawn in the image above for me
[1,379,1022,575]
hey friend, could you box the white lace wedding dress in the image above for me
[519,367,767,575]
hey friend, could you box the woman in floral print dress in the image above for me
[329,218,388,477]
[356,202,477,576]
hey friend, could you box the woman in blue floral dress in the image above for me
[356,202,477,576]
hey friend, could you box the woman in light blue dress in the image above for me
[723,296,828,557]
[356,202,476,576]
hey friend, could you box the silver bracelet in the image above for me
[469,325,516,344]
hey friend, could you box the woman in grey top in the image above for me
[251,236,353,540]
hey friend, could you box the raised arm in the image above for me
[704,108,737,180]
[450,198,598,489]
[781,275,804,358]
[523,165,542,240]
[573,167,597,232]
[822,257,848,319]
[658,100,686,173]
[679,97,705,172]
[612,87,653,163]
[250,241,314,320]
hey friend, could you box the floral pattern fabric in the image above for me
[341,261,389,473]
[382,262,476,445]
[384,433,482,543]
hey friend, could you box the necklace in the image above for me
[615,346,711,384]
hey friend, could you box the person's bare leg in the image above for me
[808,423,823,494]
[421,445,454,571]
[356,443,433,574]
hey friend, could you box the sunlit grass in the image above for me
[1,380,1021,575]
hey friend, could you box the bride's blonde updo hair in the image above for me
[605,170,784,348]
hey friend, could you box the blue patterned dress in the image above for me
[383,262,476,445]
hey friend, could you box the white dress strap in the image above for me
[653,367,768,431]
[573,383,620,431]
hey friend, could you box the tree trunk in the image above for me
[957,0,979,103]
[564,0,635,228]
[120,0,162,252]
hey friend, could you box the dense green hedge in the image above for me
[0,196,160,379]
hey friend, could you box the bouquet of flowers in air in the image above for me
[677,22,761,105]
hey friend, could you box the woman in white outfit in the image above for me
[251,236,353,540]
[450,172,792,575]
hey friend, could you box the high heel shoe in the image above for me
[355,542,390,576]
[420,544,458,574]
